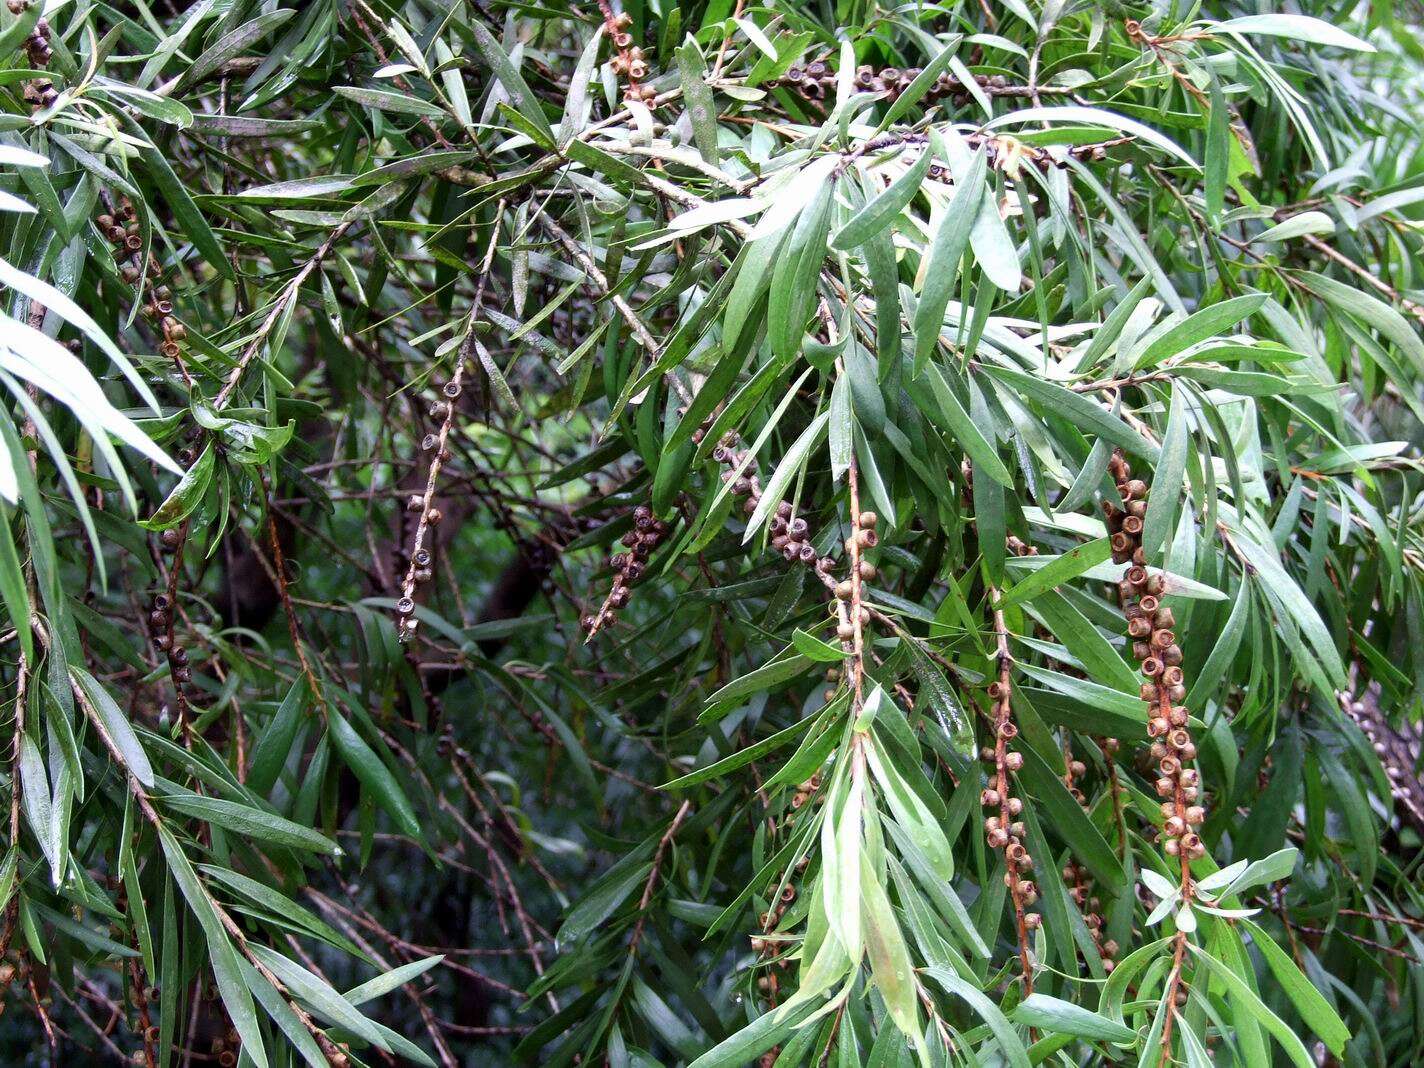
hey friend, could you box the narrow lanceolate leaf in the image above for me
[1136,293,1267,367]
[922,363,1012,485]
[1186,945,1316,1068]
[334,85,446,118]
[677,38,719,164]
[1239,918,1350,1055]
[661,715,816,789]
[1214,14,1374,52]
[142,443,214,530]
[1230,532,1347,688]
[1011,994,1136,1044]
[767,176,832,358]
[327,710,422,839]
[18,733,58,881]
[72,667,154,788]
[914,149,986,368]
[470,21,552,141]
[158,826,269,1068]
[159,794,339,854]
[997,537,1112,607]
[344,955,444,1006]
[921,967,1032,1068]
[860,852,919,1040]
[248,945,391,1051]
[1140,383,1189,556]
[181,10,297,87]
[832,146,933,250]
[987,366,1160,461]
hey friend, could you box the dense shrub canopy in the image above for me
[0,0,1422,1065]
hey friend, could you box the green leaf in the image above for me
[141,443,214,531]
[559,856,653,945]
[1238,918,1350,1055]
[333,84,447,118]
[986,105,1199,168]
[470,21,552,142]
[662,715,817,789]
[248,944,391,1052]
[921,364,1012,486]
[1294,270,1424,376]
[743,411,829,543]
[1011,993,1136,1044]
[988,366,1160,461]
[198,865,365,959]
[72,666,154,788]
[922,966,1031,1068]
[1140,384,1188,556]
[1186,945,1315,1068]
[1136,293,1267,367]
[157,825,269,1068]
[246,676,309,795]
[1204,76,1228,221]
[343,955,444,1006]
[832,147,933,250]
[327,708,422,840]
[677,38,720,164]
[1215,14,1374,51]
[240,961,330,1068]
[860,851,919,1040]
[1230,531,1346,689]
[160,793,339,855]
[998,538,1112,608]
[914,149,986,368]
[182,10,297,87]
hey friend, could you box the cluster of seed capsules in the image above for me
[12,2,57,111]
[772,60,1013,105]
[580,505,669,633]
[393,380,466,638]
[980,675,1041,932]
[1340,692,1424,833]
[981,536,1040,931]
[1061,856,1119,971]
[1102,450,1206,861]
[711,432,840,579]
[97,200,189,371]
[147,590,200,711]
[750,851,812,1015]
[602,9,656,103]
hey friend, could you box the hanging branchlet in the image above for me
[1103,448,1204,1050]
[1008,535,1119,974]
[984,544,1039,992]
[981,659,1040,972]
[396,370,462,642]
[396,204,503,642]
[148,519,198,741]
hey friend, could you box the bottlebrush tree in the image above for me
[0,0,1420,1066]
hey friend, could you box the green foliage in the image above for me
[0,0,1420,1065]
